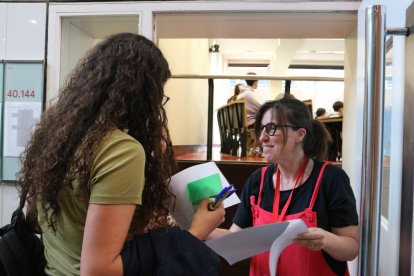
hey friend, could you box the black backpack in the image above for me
[0,191,46,276]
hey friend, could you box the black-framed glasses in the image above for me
[162,95,170,106]
[259,123,301,136]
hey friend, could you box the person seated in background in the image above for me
[315,107,328,119]
[329,101,344,118]
[236,72,262,157]
[227,83,244,103]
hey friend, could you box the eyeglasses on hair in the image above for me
[162,95,170,106]
[259,123,301,136]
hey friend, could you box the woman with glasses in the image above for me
[18,33,225,276]
[212,97,359,275]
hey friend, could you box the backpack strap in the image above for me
[18,185,28,211]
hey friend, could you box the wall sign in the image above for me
[2,61,43,181]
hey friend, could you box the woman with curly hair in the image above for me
[18,33,225,275]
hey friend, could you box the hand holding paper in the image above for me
[205,219,308,276]
[208,184,236,211]
[169,162,240,229]
[188,199,226,240]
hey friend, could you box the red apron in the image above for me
[249,161,349,276]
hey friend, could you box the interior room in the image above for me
[58,11,357,164]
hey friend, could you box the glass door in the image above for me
[358,1,414,275]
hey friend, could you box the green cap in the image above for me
[187,173,222,205]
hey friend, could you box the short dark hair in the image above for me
[245,72,258,87]
[333,101,343,112]
[316,108,326,117]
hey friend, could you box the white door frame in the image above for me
[356,1,413,275]
[47,1,362,275]
[47,1,359,105]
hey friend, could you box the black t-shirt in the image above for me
[233,159,358,275]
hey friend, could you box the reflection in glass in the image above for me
[381,38,393,219]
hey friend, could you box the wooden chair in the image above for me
[217,106,229,154]
[216,99,248,157]
[318,117,343,161]
[302,99,313,118]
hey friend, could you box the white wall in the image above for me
[343,27,358,191]
[159,39,210,145]
[0,3,46,227]
[342,25,358,275]
[47,3,143,105]
[0,4,6,59]
[0,4,5,222]
[3,4,46,60]
[60,20,95,88]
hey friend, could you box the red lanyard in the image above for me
[272,157,308,222]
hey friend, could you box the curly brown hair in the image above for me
[17,33,177,232]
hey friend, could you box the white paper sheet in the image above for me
[169,162,240,229]
[3,102,42,157]
[268,219,308,276]
[205,219,308,276]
